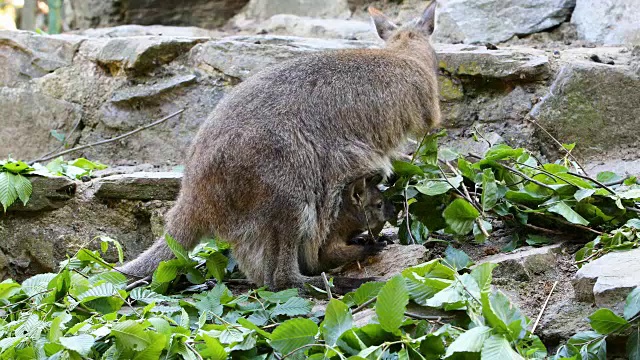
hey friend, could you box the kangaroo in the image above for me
[118,2,441,292]
[317,175,396,273]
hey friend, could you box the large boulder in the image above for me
[571,0,640,45]
[434,0,576,44]
[573,248,640,313]
[261,15,376,41]
[530,48,640,160]
[239,0,351,21]
[65,0,249,30]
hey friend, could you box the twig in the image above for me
[321,272,333,300]
[625,206,640,214]
[281,344,331,360]
[523,223,564,235]
[0,289,52,309]
[125,275,152,291]
[475,218,490,238]
[353,297,377,314]
[403,186,417,245]
[185,342,204,360]
[437,165,469,203]
[567,171,616,195]
[467,153,556,191]
[404,312,454,321]
[531,281,558,334]
[526,116,588,175]
[29,109,185,164]
[38,117,83,161]
[575,249,604,265]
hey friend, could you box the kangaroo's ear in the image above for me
[369,7,398,40]
[349,177,367,205]
[416,0,437,35]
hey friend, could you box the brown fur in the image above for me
[118,2,440,292]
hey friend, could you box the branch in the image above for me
[566,171,616,195]
[353,297,377,314]
[29,109,185,164]
[531,281,558,334]
[526,116,589,175]
[321,272,333,300]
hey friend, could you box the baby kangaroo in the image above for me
[118,2,441,292]
[317,175,396,273]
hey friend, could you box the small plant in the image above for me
[386,131,639,262]
[554,287,640,359]
[0,157,106,212]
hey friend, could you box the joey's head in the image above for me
[369,1,438,68]
[343,174,396,236]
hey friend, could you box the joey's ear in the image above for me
[416,0,437,35]
[349,177,367,205]
[369,7,398,40]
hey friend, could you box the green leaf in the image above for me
[444,325,492,356]
[152,259,182,283]
[618,189,640,200]
[0,172,18,211]
[272,297,313,317]
[111,320,150,351]
[481,168,499,211]
[481,290,528,340]
[258,288,298,303]
[471,263,497,292]
[477,144,523,165]
[132,332,166,360]
[574,188,596,202]
[393,160,424,177]
[444,246,473,270]
[69,158,107,170]
[588,308,629,334]
[375,275,409,333]
[628,328,640,360]
[130,288,170,305]
[164,234,190,264]
[352,282,384,305]
[206,252,228,282]
[59,334,95,356]
[78,283,116,302]
[199,333,227,360]
[415,180,455,196]
[548,201,589,226]
[481,334,524,359]
[50,129,66,142]
[596,171,621,184]
[625,288,640,320]
[443,198,480,235]
[0,280,21,300]
[417,129,446,165]
[321,299,353,347]
[270,318,318,355]
[526,235,552,247]
[402,259,455,305]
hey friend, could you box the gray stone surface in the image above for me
[0,30,83,87]
[476,244,563,281]
[261,15,376,41]
[338,244,428,280]
[434,0,576,44]
[573,248,640,312]
[0,87,83,160]
[65,0,248,30]
[572,0,640,45]
[8,176,76,212]
[94,172,182,200]
[530,61,640,159]
[72,25,223,39]
[240,0,351,21]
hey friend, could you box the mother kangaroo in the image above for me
[119,2,441,291]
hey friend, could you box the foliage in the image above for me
[0,235,551,359]
[553,286,640,360]
[0,157,106,212]
[575,218,640,266]
[387,130,639,263]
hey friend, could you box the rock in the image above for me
[88,36,207,75]
[240,0,351,21]
[261,15,376,41]
[72,25,223,39]
[530,61,640,159]
[110,74,197,103]
[436,44,550,81]
[476,244,563,282]
[65,0,248,30]
[434,0,576,44]
[0,87,83,160]
[94,172,182,200]
[8,176,76,212]
[0,30,83,87]
[571,0,640,45]
[573,248,640,312]
[337,244,428,280]
[189,35,377,80]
